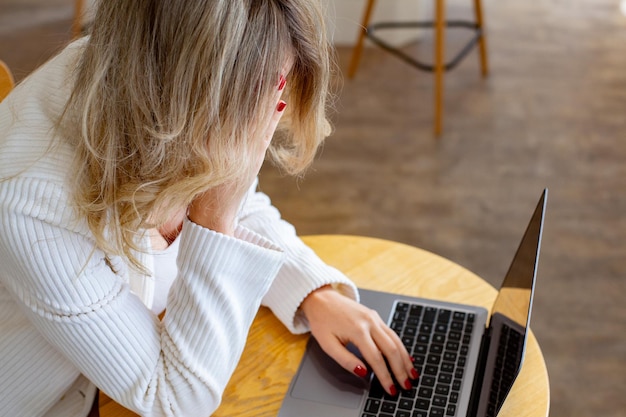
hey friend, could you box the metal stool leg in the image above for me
[348,0,377,79]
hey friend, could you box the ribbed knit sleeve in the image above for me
[0,177,284,417]
[237,180,359,334]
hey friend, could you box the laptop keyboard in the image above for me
[485,323,523,417]
[361,302,475,417]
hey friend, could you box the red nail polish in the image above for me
[411,368,419,380]
[276,101,287,112]
[278,75,286,91]
[404,378,412,390]
[389,385,397,396]
[353,365,368,378]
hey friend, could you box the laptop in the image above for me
[278,189,547,417]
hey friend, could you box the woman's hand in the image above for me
[188,75,288,235]
[300,286,418,396]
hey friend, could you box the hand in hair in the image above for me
[300,286,417,396]
[188,77,288,235]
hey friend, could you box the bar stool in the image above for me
[347,0,489,137]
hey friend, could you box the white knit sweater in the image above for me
[0,41,358,417]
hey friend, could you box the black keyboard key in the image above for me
[452,379,462,391]
[404,326,417,337]
[401,387,417,399]
[424,365,438,375]
[364,398,381,413]
[438,373,452,384]
[414,344,428,355]
[413,411,428,417]
[409,304,423,317]
[413,354,425,365]
[437,309,451,323]
[448,331,462,341]
[441,362,454,373]
[398,398,414,410]
[418,387,433,398]
[397,411,411,417]
[421,376,436,387]
[423,307,437,323]
[415,398,430,410]
[450,392,459,404]
[407,316,420,326]
[433,395,447,407]
[402,336,414,348]
[396,303,409,313]
[419,323,433,334]
[430,406,445,416]
[427,355,442,365]
[451,321,463,331]
[446,341,460,351]
[394,311,407,321]
[391,321,404,333]
[435,384,450,396]
[430,343,444,354]
[446,404,457,416]
[381,401,396,414]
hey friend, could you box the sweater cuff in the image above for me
[263,261,359,334]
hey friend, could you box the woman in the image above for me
[0,1,416,416]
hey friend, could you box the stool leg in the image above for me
[434,0,445,137]
[72,0,84,39]
[474,0,489,77]
[348,0,377,79]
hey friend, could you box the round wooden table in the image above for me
[99,235,549,417]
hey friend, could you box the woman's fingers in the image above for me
[359,315,417,393]
[302,289,418,396]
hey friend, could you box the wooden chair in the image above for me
[0,60,15,102]
[348,0,489,137]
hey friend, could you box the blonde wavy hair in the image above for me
[61,0,334,270]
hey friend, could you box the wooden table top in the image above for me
[99,235,549,417]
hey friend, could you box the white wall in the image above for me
[322,0,432,46]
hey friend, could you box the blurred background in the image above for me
[1,1,624,416]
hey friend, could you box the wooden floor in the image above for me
[1,1,624,416]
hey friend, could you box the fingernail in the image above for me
[411,368,419,380]
[276,101,287,112]
[278,75,286,91]
[353,365,368,378]
[389,385,398,396]
[404,378,412,390]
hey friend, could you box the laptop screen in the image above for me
[475,189,546,417]
[490,189,546,330]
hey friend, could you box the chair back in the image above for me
[0,60,15,102]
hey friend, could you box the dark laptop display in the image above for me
[278,190,547,417]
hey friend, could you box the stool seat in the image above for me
[348,0,489,137]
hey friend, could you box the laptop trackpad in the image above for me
[291,338,368,409]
